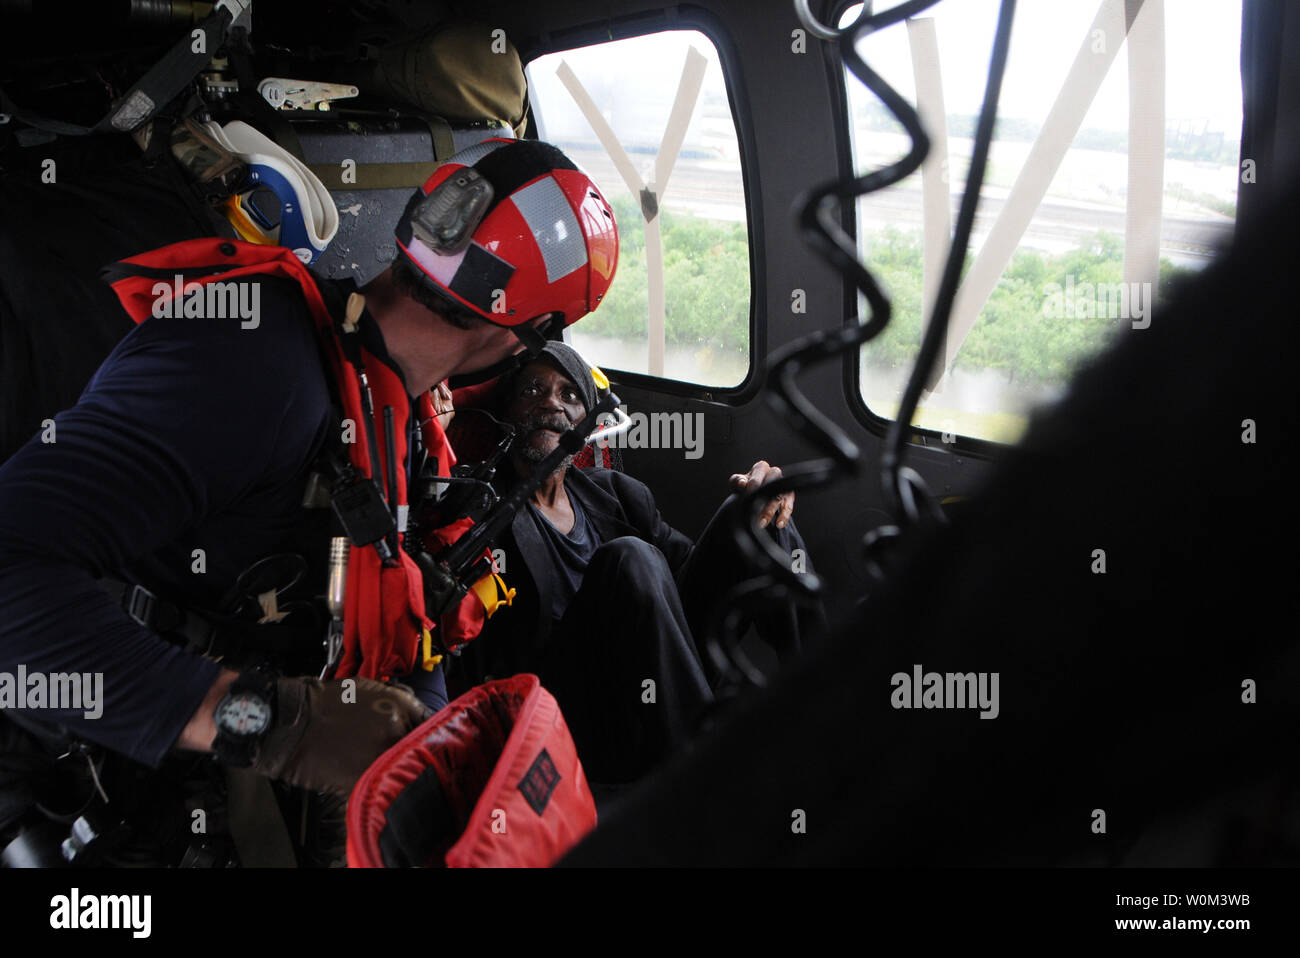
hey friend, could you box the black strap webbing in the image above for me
[100,578,219,655]
[1,1,248,137]
[99,261,238,284]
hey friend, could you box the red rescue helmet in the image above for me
[395,139,619,331]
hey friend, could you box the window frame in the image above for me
[520,6,766,405]
[827,0,1014,460]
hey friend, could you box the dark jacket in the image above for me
[448,466,693,692]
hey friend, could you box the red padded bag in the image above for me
[347,674,596,867]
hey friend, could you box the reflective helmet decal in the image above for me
[509,175,589,283]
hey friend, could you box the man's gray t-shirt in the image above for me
[524,494,601,620]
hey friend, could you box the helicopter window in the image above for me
[839,0,1242,445]
[527,30,752,388]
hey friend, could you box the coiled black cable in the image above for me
[704,0,1017,692]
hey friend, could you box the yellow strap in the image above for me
[420,627,443,671]
[470,572,516,619]
[496,573,515,607]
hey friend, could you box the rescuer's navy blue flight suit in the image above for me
[0,275,446,770]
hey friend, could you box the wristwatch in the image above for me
[212,669,276,767]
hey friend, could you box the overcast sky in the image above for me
[530,1,1244,144]
[846,0,1243,135]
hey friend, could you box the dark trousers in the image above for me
[539,499,821,783]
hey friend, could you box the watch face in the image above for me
[215,692,272,738]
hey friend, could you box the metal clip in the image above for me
[125,584,156,629]
[258,78,359,112]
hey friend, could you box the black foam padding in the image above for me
[472,140,578,219]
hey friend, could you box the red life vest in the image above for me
[104,237,489,678]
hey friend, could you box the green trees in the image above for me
[863,228,1192,384]
[582,194,750,360]
[584,195,1193,387]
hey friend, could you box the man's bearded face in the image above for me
[504,361,588,464]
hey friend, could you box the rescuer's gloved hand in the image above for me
[253,677,430,795]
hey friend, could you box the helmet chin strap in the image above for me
[511,312,565,356]
[444,315,560,390]
[509,321,549,358]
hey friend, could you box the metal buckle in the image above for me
[257,78,360,112]
[125,584,156,629]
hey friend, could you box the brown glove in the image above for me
[253,676,430,795]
